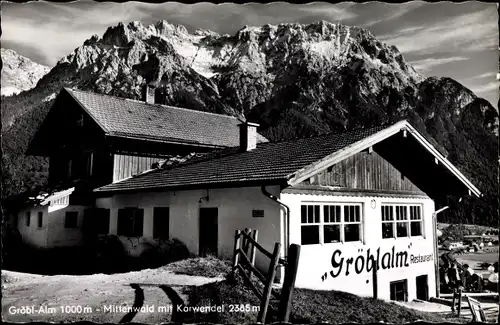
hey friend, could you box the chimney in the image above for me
[144,83,156,104]
[238,121,259,152]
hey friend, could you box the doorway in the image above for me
[416,275,429,301]
[199,208,218,257]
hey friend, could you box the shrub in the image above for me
[138,237,190,269]
[440,224,471,241]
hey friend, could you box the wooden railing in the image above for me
[230,228,300,324]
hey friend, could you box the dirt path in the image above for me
[1,268,223,323]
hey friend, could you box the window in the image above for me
[117,208,144,237]
[37,212,43,228]
[324,205,341,243]
[25,211,31,227]
[390,279,408,301]
[153,207,170,239]
[65,212,78,228]
[71,152,93,180]
[396,206,408,237]
[301,205,320,245]
[381,206,394,238]
[381,205,423,239]
[409,206,422,236]
[87,152,94,177]
[301,203,362,245]
[343,205,361,242]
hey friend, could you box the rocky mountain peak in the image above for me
[2,19,498,227]
[1,48,51,97]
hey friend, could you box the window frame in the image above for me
[300,202,363,245]
[381,204,424,239]
[390,279,408,302]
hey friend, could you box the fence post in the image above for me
[231,230,241,281]
[249,229,258,281]
[372,264,378,299]
[457,288,463,316]
[243,228,251,256]
[278,244,301,322]
[257,242,281,324]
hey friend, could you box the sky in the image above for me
[2,1,499,107]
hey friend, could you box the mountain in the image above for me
[1,20,498,226]
[1,48,50,97]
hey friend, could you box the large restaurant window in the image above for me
[117,208,144,237]
[301,205,320,245]
[382,204,423,239]
[301,203,362,245]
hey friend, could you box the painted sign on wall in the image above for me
[321,244,433,281]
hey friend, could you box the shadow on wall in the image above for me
[2,234,191,275]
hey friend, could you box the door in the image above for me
[153,207,170,240]
[416,275,429,301]
[199,208,218,257]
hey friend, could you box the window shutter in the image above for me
[134,209,144,237]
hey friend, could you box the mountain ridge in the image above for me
[1,19,498,226]
[1,48,50,97]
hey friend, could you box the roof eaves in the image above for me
[94,177,287,195]
[63,88,110,134]
[404,122,482,197]
[106,132,228,149]
[287,120,407,186]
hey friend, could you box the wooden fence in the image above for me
[230,228,301,324]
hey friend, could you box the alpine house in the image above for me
[93,118,480,302]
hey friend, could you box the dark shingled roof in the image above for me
[94,124,387,193]
[65,88,268,148]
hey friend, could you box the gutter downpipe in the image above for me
[433,206,449,299]
[261,186,290,259]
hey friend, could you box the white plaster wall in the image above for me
[16,205,89,248]
[17,206,49,248]
[45,205,89,248]
[281,193,436,302]
[95,186,282,272]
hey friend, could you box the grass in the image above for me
[165,255,232,278]
[183,275,263,324]
[184,274,467,324]
[289,288,464,324]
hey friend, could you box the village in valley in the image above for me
[1,2,499,324]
